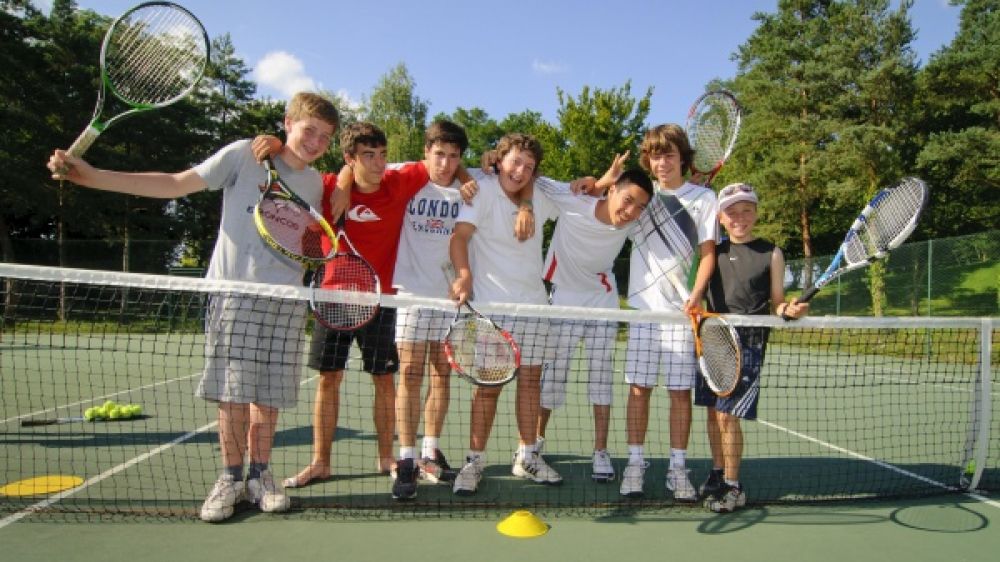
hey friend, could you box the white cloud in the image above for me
[532,59,569,75]
[253,51,318,99]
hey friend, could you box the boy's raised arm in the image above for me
[48,149,205,199]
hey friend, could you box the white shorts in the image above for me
[624,322,697,390]
[197,294,307,409]
[492,313,550,367]
[396,306,452,342]
[541,319,617,409]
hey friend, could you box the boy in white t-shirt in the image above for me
[533,168,652,483]
[448,133,562,495]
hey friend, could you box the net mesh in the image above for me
[697,317,741,395]
[444,316,518,384]
[1,264,996,521]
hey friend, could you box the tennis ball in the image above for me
[108,406,123,420]
[129,405,143,417]
[84,407,98,421]
[964,460,977,476]
[124,405,139,418]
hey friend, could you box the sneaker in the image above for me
[619,461,648,498]
[666,467,698,502]
[591,449,615,483]
[533,436,546,455]
[512,451,563,485]
[707,483,747,513]
[699,468,724,499]
[392,458,418,500]
[418,449,457,483]
[199,473,245,523]
[453,455,486,496]
[246,469,290,513]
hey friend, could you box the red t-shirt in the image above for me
[321,161,429,295]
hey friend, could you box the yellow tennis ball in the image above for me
[964,460,977,475]
[131,405,143,416]
[108,406,123,420]
[84,407,99,421]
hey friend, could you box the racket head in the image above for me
[101,2,210,110]
[254,159,337,265]
[309,253,381,331]
[443,305,520,387]
[686,90,742,178]
[694,312,742,397]
[844,177,928,266]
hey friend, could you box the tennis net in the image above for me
[1,263,996,520]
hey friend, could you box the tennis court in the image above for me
[1,263,998,560]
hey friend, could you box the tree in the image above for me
[365,63,427,162]
[442,107,503,167]
[913,0,999,238]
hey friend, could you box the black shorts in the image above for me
[307,307,399,374]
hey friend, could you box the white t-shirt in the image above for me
[627,181,717,310]
[393,178,464,298]
[194,140,323,285]
[536,178,633,308]
[456,172,558,305]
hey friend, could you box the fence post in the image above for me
[926,239,933,317]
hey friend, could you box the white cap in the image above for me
[718,183,758,210]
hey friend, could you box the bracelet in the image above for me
[518,198,534,212]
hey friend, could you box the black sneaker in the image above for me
[392,458,418,500]
[699,468,724,500]
[419,449,457,483]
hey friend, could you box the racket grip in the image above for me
[799,286,820,304]
[67,126,101,158]
[21,420,55,427]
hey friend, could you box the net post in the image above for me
[961,318,993,490]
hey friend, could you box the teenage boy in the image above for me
[620,124,718,501]
[47,92,340,522]
[695,182,808,512]
[448,133,562,495]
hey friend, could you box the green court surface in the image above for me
[1,495,998,562]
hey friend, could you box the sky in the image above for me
[39,0,962,127]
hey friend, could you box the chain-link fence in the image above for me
[783,231,998,317]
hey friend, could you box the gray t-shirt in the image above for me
[194,140,323,285]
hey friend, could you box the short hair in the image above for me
[340,122,387,156]
[425,120,469,153]
[286,92,339,130]
[639,124,693,175]
[495,132,544,173]
[616,168,655,199]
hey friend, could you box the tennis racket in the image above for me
[664,271,742,397]
[798,177,928,304]
[309,229,380,330]
[441,263,520,386]
[686,90,742,187]
[254,157,338,265]
[66,2,209,157]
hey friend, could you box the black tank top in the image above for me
[706,238,776,316]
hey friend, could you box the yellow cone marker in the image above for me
[496,510,549,538]
[0,475,84,496]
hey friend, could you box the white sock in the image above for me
[517,443,532,458]
[468,450,485,464]
[628,445,644,465]
[399,446,415,460]
[422,436,439,459]
[725,478,740,488]
[669,448,687,469]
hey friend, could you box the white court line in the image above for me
[0,374,323,529]
[758,418,1000,510]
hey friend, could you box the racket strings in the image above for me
[257,197,330,260]
[698,319,741,394]
[450,318,517,383]
[689,95,740,172]
[312,256,379,329]
[106,7,207,105]
[847,179,927,263]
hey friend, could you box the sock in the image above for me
[669,448,687,469]
[399,446,416,460]
[725,478,741,489]
[247,462,267,480]
[628,445,644,465]
[422,436,439,459]
[534,435,545,451]
[517,443,532,459]
[224,465,244,482]
[468,450,485,464]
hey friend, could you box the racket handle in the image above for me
[67,126,101,158]
[799,286,820,304]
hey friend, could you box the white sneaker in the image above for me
[512,451,563,485]
[246,469,290,513]
[591,449,615,482]
[199,473,245,522]
[619,461,648,498]
[533,436,546,455]
[666,467,698,502]
[453,456,486,496]
[707,483,747,513]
